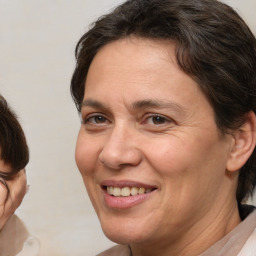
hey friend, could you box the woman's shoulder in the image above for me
[0,215,40,256]
[96,244,130,256]
[0,215,29,255]
[238,226,256,255]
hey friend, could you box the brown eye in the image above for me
[145,115,170,125]
[84,115,108,124]
[151,116,166,124]
[93,116,107,123]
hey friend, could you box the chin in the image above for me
[100,218,152,245]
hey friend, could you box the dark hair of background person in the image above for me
[70,0,256,204]
[0,95,29,180]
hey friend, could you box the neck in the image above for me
[129,202,241,256]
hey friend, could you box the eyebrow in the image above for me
[80,99,109,111]
[81,98,185,114]
[131,99,184,112]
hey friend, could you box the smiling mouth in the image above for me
[103,186,156,197]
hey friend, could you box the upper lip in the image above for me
[100,180,158,189]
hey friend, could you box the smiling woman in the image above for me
[70,0,256,255]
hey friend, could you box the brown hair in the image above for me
[0,95,29,180]
[70,0,256,203]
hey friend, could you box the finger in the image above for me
[5,170,27,209]
[0,178,8,206]
[0,179,9,229]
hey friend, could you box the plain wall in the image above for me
[0,1,255,255]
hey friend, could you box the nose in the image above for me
[99,125,142,170]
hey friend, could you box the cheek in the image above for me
[146,134,227,194]
[146,137,226,221]
[75,133,101,208]
[144,137,191,176]
[75,133,99,176]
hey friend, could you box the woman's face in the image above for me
[76,37,236,246]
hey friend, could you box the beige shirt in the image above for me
[97,210,256,256]
[0,215,40,256]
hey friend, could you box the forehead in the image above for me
[0,158,12,174]
[86,37,178,88]
[83,37,212,114]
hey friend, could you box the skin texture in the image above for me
[75,37,246,256]
[0,160,27,230]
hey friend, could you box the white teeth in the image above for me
[109,186,114,195]
[138,187,145,194]
[113,187,121,196]
[131,187,139,196]
[106,186,153,197]
[121,187,130,197]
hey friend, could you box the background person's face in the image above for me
[0,159,27,229]
[75,37,237,246]
[0,159,12,174]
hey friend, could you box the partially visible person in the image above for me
[0,95,39,256]
[0,94,29,230]
[71,0,256,255]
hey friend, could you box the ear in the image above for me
[226,111,256,172]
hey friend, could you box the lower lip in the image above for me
[103,190,155,209]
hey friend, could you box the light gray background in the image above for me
[0,1,255,255]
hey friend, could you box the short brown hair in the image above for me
[70,0,256,203]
